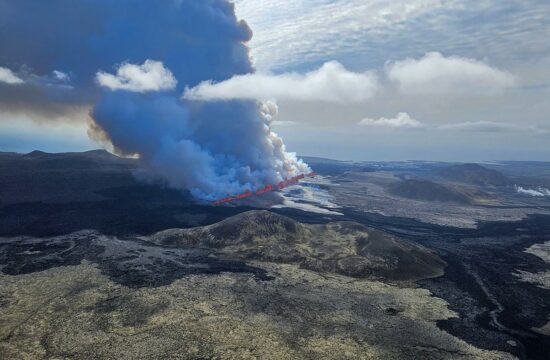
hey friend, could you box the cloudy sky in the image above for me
[2,0,550,161]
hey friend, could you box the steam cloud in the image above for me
[0,0,309,200]
[515,185,550,197]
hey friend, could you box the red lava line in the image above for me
[212,172,317,205]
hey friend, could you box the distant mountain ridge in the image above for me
[0,149,139,206]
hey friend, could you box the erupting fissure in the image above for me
[212,172,317,205]
[0,1,311,202]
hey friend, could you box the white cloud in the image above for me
[272,120,298,126]
[52,70,70,82]
[184,61,378,103]
[185,53,519,103]
[0,66,24,84]
[358,112,423,128]
[356,117,545,134]
[234,1,550,73]
[234,0,454,71]
[386,52,515,95]
[438,121,546,134]
[96,60,177,93]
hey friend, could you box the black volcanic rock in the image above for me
[387,179,471,204]
[432,163,508,186]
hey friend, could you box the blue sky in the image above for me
[1,0,550,161]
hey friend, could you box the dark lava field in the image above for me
[1,150,549,359]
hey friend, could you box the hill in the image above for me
[432,163,508,186]
[388,179,471,204]
[147,210,446,281]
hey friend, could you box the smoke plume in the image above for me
[0,0,309,200]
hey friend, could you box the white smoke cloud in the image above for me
[260,100,311,181]
[386,52,515,95]
[184,61,379,103]
[358,112,423,128]
[96,60,177,93]
[515,185,550,197]
[0,66,24,84]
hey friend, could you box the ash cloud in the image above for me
[0,0,309,200]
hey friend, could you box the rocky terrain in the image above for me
[515,241,550,292]
[2,151,550,359]
[329,170,550,228]
[0,260,511,359]
[146,210,446,281]
[0,210,509,360]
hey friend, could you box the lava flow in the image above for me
[212,172,317,205]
